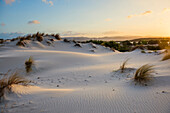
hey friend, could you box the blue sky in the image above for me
[0,0,170,39]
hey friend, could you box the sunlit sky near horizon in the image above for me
[0,0,170,39]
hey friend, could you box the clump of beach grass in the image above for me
[25,56,34,73]
[0,72,29,100]
[134,64,154,84]
[120,58,129,73]
[141,50,146,53]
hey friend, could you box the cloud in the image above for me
[127,15,137,18]
[105,18,112,22]
[42,0,53,6]
[103,31,121,35]
[0,23,5,26]
[3,0,15,4]
[48,1,53,6]
[127,10,152,18]
[28,20,40,24]
[0,32,25,39]
[162,8,170,13]
[61,31,86,37]
[141,11,152,15]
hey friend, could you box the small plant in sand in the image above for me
[55,34,61,40]
[0,39,4,44]
[16,41,25,47]
[36,36,43,42]
[134,64,154,84]
[0,72,29,99]
[141,50,146,53]
[120,58,129,73]
[63,38,70,43]
[25,56,34,73]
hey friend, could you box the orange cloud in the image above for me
[4,0,15,4]
[127,10,152,18]
[127,14,137,18]
[141,11,152,15]
[28,20,40,24]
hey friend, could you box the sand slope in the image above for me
[0,38,170,113]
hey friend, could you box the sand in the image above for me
[0,37,170,113]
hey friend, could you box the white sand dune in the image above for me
[0,38,170,113]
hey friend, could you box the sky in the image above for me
[0,0,170,39]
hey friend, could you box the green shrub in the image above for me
[147,46,161,50]
[148,40,159,44]
[141,40,148,45]
[121,40,132,46]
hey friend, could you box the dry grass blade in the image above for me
[120,58,130,73]
[0,72,29,99]
[7,73,29,86]
[134,64,154,84]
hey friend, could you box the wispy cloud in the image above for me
[3,0,15,4]
[61,31,86,37]
[105,18,112,22]
[162,8,170,13]
[42,0,53,6]
[127,10,152,18]
[28,20,40,24]
[103,30,121,35]
[0,23,5,26]
[141,11,152,15]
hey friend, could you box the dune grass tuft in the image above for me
[120,58,129,73]
[141,50,146,53]
[0,72,29,99]
[134,64,154,84]
[55,34,61,40]
[25,56,34,73]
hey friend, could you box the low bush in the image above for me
[147,46,161,50]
